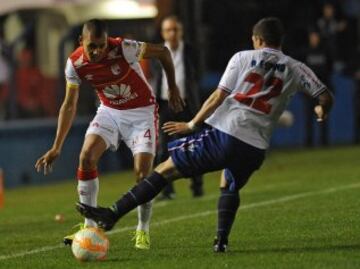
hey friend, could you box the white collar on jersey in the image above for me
[262,47,283,54]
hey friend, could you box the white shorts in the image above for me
[86,104,158,155]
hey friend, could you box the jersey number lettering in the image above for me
[234,72,283,114]
[144,129,151,140]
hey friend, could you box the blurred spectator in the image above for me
[0,40,9,120]
[15,48,44,118]
[344,50,360,144]
[354,67,360,144]
[154,15,203,200]
[316,2,347,64]
[342,0,360,18]
[304,30,333,146]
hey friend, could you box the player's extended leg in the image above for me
[76,157,181,231]
[64,134,107,245]
[133,152,154,250]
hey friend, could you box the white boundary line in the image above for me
[0,182,359,261]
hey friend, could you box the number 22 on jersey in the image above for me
[234,72,283,114]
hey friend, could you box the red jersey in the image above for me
[65,37,155,110]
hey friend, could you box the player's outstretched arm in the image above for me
[314,89,334,122]
[35,83,79,175]
[143,43,184,113]
[163,88,228,135]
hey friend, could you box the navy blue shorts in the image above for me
[168,127,265,191]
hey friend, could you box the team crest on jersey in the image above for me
[111,64,121,75]
[123,40,137,48]
[107,47,122,60]
[73,54,88,68]
[85,74,93,80]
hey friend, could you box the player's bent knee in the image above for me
[79,150,98,169]
[154,157,181,181]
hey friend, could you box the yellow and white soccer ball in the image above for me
[71,227,109,261]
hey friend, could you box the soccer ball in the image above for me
[71,227,109,261]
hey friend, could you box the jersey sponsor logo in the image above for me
[110,64,121,75]
[123,40,131,47]
[123,40,138,49]
[103,84,132,99]
[108,94,138,105]
[103,84,139,104]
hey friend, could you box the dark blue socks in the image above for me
[216,188,240,240]
[112,171,168,218]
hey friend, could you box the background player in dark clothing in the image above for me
[154,16,203,199]
[304,30,333,146]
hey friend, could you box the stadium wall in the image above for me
[0,73,355,188]
[0,118,132,188]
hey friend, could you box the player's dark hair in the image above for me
[252,17,284,47]
[83,19,108,37]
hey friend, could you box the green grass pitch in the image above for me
[0,146,359,269]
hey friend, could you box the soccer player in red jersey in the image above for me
[35,19,184,249]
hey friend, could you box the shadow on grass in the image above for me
[232,243,360,254]
[101,257,131,263]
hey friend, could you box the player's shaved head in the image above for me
[81,19,108,63]
[83,19,108,38]
[253,17,284,47]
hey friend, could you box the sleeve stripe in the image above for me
[312,87,327,98]
[137,42,147,61]
[218,85,232,93]
[66,81,80,89]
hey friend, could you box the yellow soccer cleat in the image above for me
[63,223,86,246]
[133,230,150,250]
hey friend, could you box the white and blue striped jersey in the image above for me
[205,47,327,149]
